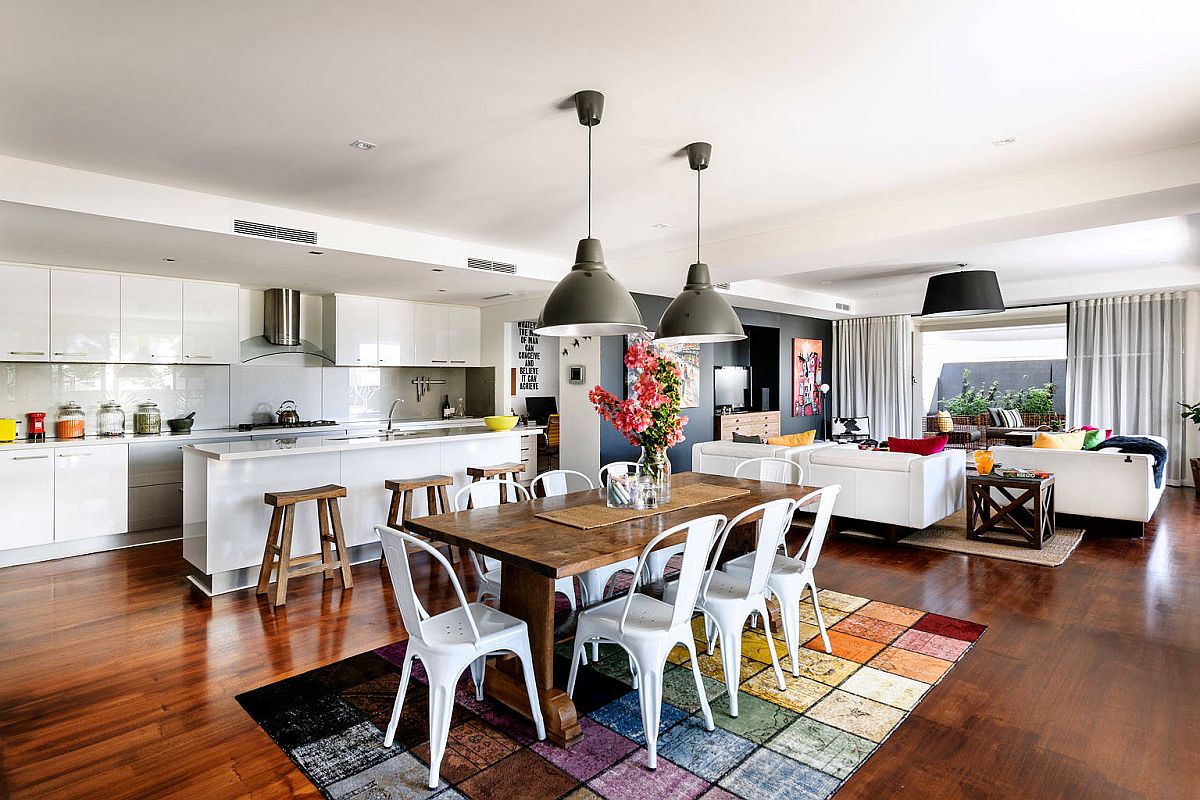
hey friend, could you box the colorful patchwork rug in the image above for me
[237,590,985,799]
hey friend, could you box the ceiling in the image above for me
[3,1,1200,311]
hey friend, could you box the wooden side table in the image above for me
[966,473,1055,549]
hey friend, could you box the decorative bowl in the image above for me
[483,415,519,431]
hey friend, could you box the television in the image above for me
[524,396,558,425]
[714,366,751,411]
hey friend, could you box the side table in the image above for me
[966,473,1055,549]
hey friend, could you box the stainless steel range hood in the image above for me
[240,288,332,363]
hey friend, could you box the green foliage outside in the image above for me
[938,369,1058,416]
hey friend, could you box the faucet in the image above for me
[386,398,405,431]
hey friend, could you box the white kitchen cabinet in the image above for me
[446,305,481,365]
[324,294,379,366]
[378,298,416,366]
[54,444,128,541]
[183,281,239,364]
[0,265,50,362]
[50,270,121,363]
[0,449,55,550]
[121,275,183,363]
[413,303,446,365]
[414,303,480,366]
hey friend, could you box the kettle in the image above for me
[276,400,300,426]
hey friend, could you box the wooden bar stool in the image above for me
[384,474,459,563]
[256,484,354,607]
[466,462,526,503]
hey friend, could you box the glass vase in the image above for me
[638,446,672,506]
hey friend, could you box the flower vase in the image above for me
[638,446,672,506]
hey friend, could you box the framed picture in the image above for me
[792,338,823,417]
[625,331,701,409]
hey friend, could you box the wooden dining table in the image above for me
[406,471,817,747]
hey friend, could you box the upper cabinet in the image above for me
[0,265,50,361]
[50,270,121,363]
[121,275,183,363]
[414,303,480,366]
[182,281,239,364]
[378,298,416,366]
[324,294,379,366]
[445,305,481,365]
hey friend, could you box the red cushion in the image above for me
[888,435,948,455]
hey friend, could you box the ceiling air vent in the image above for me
[714,282,730,291]
[466,257,517,274]
[835,302,851,311]
[233,219,318,245]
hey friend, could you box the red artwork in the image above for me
[792,338,823,417]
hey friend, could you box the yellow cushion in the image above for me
[1032,430,1086,450]
[935,411,954,432]
[767,430,817,447]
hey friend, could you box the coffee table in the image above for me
[966,472,1055,549]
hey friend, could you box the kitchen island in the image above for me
[182,424,542,594]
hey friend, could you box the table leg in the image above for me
[489,562,582,747]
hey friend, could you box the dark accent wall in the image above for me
[599,294,833,473]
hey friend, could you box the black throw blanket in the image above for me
[1092,435,1169,488]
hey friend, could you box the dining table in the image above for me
[406,470,818,747]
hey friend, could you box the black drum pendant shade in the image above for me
[655,142,745,344]
[535,91,644,338]
[920,268,1006,317]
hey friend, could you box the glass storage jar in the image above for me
[97,401,125,437]
[56,401,86,439]
[133,400,161,435]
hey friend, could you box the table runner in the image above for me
[535,483,750,530]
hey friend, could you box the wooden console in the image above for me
[714,410,781,441]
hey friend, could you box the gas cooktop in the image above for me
[236,420,339,432]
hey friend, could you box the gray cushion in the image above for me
[731,432,764,444]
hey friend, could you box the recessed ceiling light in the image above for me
[482,292,514,300]
[162,257,176,262]
[437,289,446,293]
[308,250,324,255]
[349,139,376,151]
[431,268,444,273]
[652,223,670,229]
[820,280,832,285]
[991,137,1017,147]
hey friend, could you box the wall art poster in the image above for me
[625,331,701,409]
[793,338,822,416]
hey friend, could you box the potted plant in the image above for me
[1181,401,1200,495]
[589,341,687,503]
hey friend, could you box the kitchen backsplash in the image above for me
[0,362,493,432]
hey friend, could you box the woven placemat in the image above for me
[536,483,750,530]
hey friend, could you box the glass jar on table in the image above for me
[133,400,161,435]
[97,401,125,437]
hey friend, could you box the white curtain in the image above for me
[833,315,914,440]
[1067,292,1190,485]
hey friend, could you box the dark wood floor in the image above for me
[1,489,1197,799]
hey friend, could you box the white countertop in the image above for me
[184,425,543,461]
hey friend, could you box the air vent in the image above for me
[467,257,517,274]
[482,292,514,301]
[835,302,851,311]
[233,220,318,245]
[714,282,730,291]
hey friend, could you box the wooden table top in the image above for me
[406,471,819,579]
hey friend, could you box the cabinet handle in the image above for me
[9,351,45,356]
[185,354,213,359]
[431,359,448,363]
[53,351,87,356]
[450,360,466,364]
[58,452,92,457]
[12,454,50,460]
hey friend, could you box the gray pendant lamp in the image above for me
[655,142,746,344]
[535,91,645,338]
[920,264,1006,317]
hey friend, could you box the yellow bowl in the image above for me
[483,415,520,431]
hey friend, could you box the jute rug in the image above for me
[536,483,749,530]
[825,508,1085,567]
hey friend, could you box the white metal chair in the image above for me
[598,461,639,486]
[733,457,804,485]
[722,486,841,670]
[567,514,724,769]
[376,525,545,789]
[453,480,578,610]
[530,469,594,498]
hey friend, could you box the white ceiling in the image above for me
[3,1,1200,311]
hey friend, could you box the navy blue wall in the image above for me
[599,295,833,473]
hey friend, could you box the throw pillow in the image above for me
[998,408,1024,428]
[987,407,1005,426]
[731,432,763,444]
[935,410,954,432]
[766,430,817,447]
[1082,428,1111,449]
[888,435,948,455]
[1032,430,1087,450]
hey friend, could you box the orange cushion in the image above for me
[1032,430,1086,450]
[935,411,954,432]
[766,430,817,447]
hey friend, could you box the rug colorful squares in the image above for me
[237,590,985,800]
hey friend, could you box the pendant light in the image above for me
[920,263,1006,317]
[655,142,746,344]
[535,90,645,337]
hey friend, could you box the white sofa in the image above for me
[691,440,835,480]
[990,434,1166,524]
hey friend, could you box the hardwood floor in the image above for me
[1,489,1197,799]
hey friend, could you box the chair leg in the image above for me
[807,579,831,654]
[775,587,804,675]
[273,505,295,607]
[256,506,283,596]
[426,674,456,790]
[715,615,743,717]
[566,636,586,698]
[383,651,414,748]
[470,655,487,701]
[513,639,547,741]
[327,497,354,590]
[683,636,714,731]
[632,650,664,769]
[629,652,639,690]
[705,615,718,655]
[759,599,787,690]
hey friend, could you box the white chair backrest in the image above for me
[598,461,639,487]
[786,485,840,569]
[734,457,803,485]
[704,498,798,601]
[377,524,480,646]
[619,514,726,632]
[454,479,531,511]
[531,469,595,498]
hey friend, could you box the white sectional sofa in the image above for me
[691,440,835,479]
[990,434,1167,527]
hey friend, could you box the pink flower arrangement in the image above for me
[590,341,688,450]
